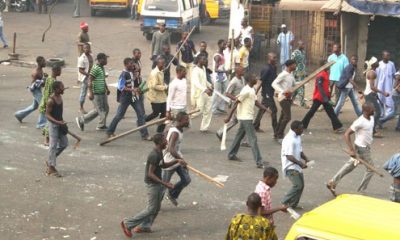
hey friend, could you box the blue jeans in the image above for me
[79,77,88,106]
[15,88,46,128]
[334,88,362,117]
[162,165,191,199]
[0,26,7,46]
[107,95,148,138]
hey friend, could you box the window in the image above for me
[183,0,192,10]
[144,0,179,12]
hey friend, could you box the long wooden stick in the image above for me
[186,165,224,188]
[342,149,384,177]
[278,61,336,102]
[99,109,200,146]
[165,26,196,70]
[68,130,81,149]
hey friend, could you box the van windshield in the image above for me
[144,0,179,12]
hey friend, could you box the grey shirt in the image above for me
[226,76,245,96]
[151,31,171,56]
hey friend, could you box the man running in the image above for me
[15,56,47,128]
[120,134,186,237]
[162,112,191,206]
[327,103,376,196]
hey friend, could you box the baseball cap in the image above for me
[80,21,89,29]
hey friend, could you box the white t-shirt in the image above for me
[281,130,303,174]
[240,26,253,45]
[167,78,187,111]
[272,70,296,100]
[351,115,374,147]
[77,53,92,82]
[223,48,240,71]
[237,85,257,120]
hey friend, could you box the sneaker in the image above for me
[142,135,152,141]
[256,163,264,169]
[167,192,178,206]
[96,126,108,131]
[75,117,84,131]
[3,45,8,48]
[228,155,242,162]
[333,128,344,134]
[107,133,116,139]
[14,114,22,123]
[255,128,265,133]
[241,142,251,148]
[373,132,383,138]
[216,132,222,142]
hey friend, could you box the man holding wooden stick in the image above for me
[327,103,377,196]
[272,59,297,143]
[226,73,270,168]
[162,112,191,206]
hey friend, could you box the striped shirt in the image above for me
[90,64,106,94]
[255,181,274,224]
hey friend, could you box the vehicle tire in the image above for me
[91,8,96,16]
[209,18,216,23]
[145,33,152,41]
[46,58,65,68]
[194,20,201,34]
[0,1,6,12]
[15,1,27,12]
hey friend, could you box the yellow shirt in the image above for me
[239,46,250,68]
[146,67,167,103]
[237,85,257,120]
[225,213,272,240]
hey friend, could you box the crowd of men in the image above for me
[12,20,400,239]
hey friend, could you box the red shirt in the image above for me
[313,70,331,102]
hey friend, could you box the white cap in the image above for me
[281,24,287,28]
[366,56,378,66]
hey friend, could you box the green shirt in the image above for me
[39,76,56,113]
[90,64,106,94]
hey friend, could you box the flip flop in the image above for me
[120,221,132,238]
[326,183,337,197]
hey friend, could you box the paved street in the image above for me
[0,1,398,239]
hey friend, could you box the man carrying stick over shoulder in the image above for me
[121,134,187,236]
[327,103,376,196]
[162,112,191,206]
[226,73,270,168]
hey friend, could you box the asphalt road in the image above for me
[0,1,398,240]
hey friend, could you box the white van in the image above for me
[140,0,201,40]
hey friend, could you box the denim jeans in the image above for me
[124,183,164,230]
[48,121,69,167]
[79,77,88,106]
[254,96,278,135]
[82,94,109,128]
[331,145,374,192]
[107,95,148,138]
[228,120,262,165]
[334,88,362,117]
[15,88,46,128]
[303,100,342,130]
[0,26,7,46]
[281,170,304,208]
[162,165,191,199]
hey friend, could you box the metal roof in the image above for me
[321,0,400,16]
[278,0,332,12]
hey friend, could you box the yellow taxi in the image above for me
[285,194,400,240]
[90,0,131,16]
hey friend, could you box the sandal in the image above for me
[46,169,62,178]
[326,182,337,197]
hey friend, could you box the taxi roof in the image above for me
[291,194,400,240]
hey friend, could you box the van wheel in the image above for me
[145,33,153,41]
[91,8,96,16]
[195,21,201,33]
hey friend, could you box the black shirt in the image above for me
[144,149,163,184]
[177,40,195,63]
[260,63,277,98]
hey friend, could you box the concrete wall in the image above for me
[341,12,370,83]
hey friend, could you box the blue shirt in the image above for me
[328,53,349,81]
